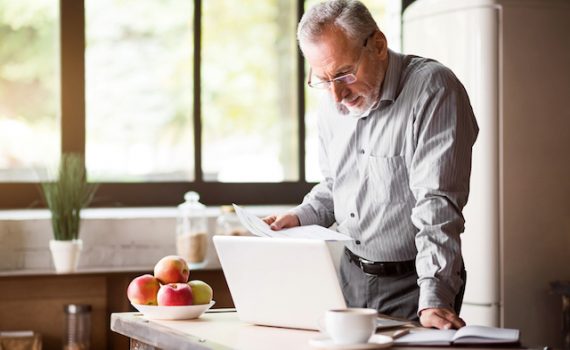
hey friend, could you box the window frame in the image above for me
[0,0,313,209]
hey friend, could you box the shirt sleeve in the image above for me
[291,104,336,228]
[409,71,479,313]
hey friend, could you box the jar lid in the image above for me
[179,191,206,211]
[220,205,235,213]
[184,191,200,202]
[64,304,92,314]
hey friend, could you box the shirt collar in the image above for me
[378,49,403,104]
[354,49,403,119]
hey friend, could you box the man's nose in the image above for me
[330,81,346,103]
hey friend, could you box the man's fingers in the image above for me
[446,314,466,329]
[436,309,465,330]
[270,216,288,230]
[420,308,464,330]
[269,214,300,230]
[262,215,276,225]
[427,313,453,330]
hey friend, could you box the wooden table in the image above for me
[111,310,526,350]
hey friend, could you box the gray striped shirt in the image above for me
[292,49,479,312]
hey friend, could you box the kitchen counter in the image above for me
[111,311,527,350]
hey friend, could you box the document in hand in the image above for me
[393,326,520,346]
[232,204,353,241]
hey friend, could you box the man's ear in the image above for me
[372,30,388,60]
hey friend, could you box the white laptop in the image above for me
[213,235,346,330]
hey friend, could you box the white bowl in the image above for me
[131,301,215,320]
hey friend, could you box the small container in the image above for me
[64,304,91,350]
[216,205,249,236]
[176,191,209,267]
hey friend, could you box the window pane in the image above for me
[85,0,194,182]
[202,0,299,182]
[304,0,401,182]
[0,0,60,181]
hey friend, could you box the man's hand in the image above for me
[262,213,300,230]
[419,308,465,329]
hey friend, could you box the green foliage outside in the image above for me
[0,0,58,124]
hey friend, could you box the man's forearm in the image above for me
[413,196,465,313]
[291,180,335,227]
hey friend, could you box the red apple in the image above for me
[157,283,194,306]
[153,255,190,284]
[127,274,160,305]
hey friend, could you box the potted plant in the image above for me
[41,153,98,273]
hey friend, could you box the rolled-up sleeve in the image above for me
[409,74,479,313]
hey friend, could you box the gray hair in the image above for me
[297,0,378,50]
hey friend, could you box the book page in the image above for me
[393,329,456,346]
[232,204,353,241]
[453,325,520,344]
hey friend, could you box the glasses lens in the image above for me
[337,74,357,85]
[308,73,356,89]
[310,80,330,89]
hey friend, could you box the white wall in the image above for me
[0,206,291,272]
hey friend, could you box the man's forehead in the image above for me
[303,30,358,78]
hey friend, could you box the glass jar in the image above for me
[176,191,209,267]
[64,304,91,350]
[216,205,249,236]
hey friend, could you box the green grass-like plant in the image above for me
[41,154,98,241]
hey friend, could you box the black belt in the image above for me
[344,248,416,277]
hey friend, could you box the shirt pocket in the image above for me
[367,155,411,204]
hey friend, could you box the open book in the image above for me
[393,326,520,346]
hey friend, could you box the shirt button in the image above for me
[359,149,365,154]
[350,213,355,218]
[355,240,361,245]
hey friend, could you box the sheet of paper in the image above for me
[232,204,353,241]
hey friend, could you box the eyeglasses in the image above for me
[307,32,373,90]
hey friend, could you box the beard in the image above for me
[335,93,376,118]
[335,64,384,118]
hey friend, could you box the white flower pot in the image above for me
[49,239,83,273]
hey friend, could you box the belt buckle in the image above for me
[358,257,375,275]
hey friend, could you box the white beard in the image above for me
[336,97,375,118]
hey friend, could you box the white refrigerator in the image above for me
[403,0,570,346]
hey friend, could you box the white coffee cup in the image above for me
[323,308,378,345]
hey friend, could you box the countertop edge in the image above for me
[111,313,232,350]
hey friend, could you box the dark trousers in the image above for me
[339,251,467,321]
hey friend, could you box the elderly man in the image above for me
[264,0,478,330]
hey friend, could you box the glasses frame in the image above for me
[307,32,374,90]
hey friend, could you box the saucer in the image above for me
[309,334,393,349]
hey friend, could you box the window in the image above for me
[201,0,298,183]
[85,0,194,182]
[0,0,401,208]
[0,1,60,182]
